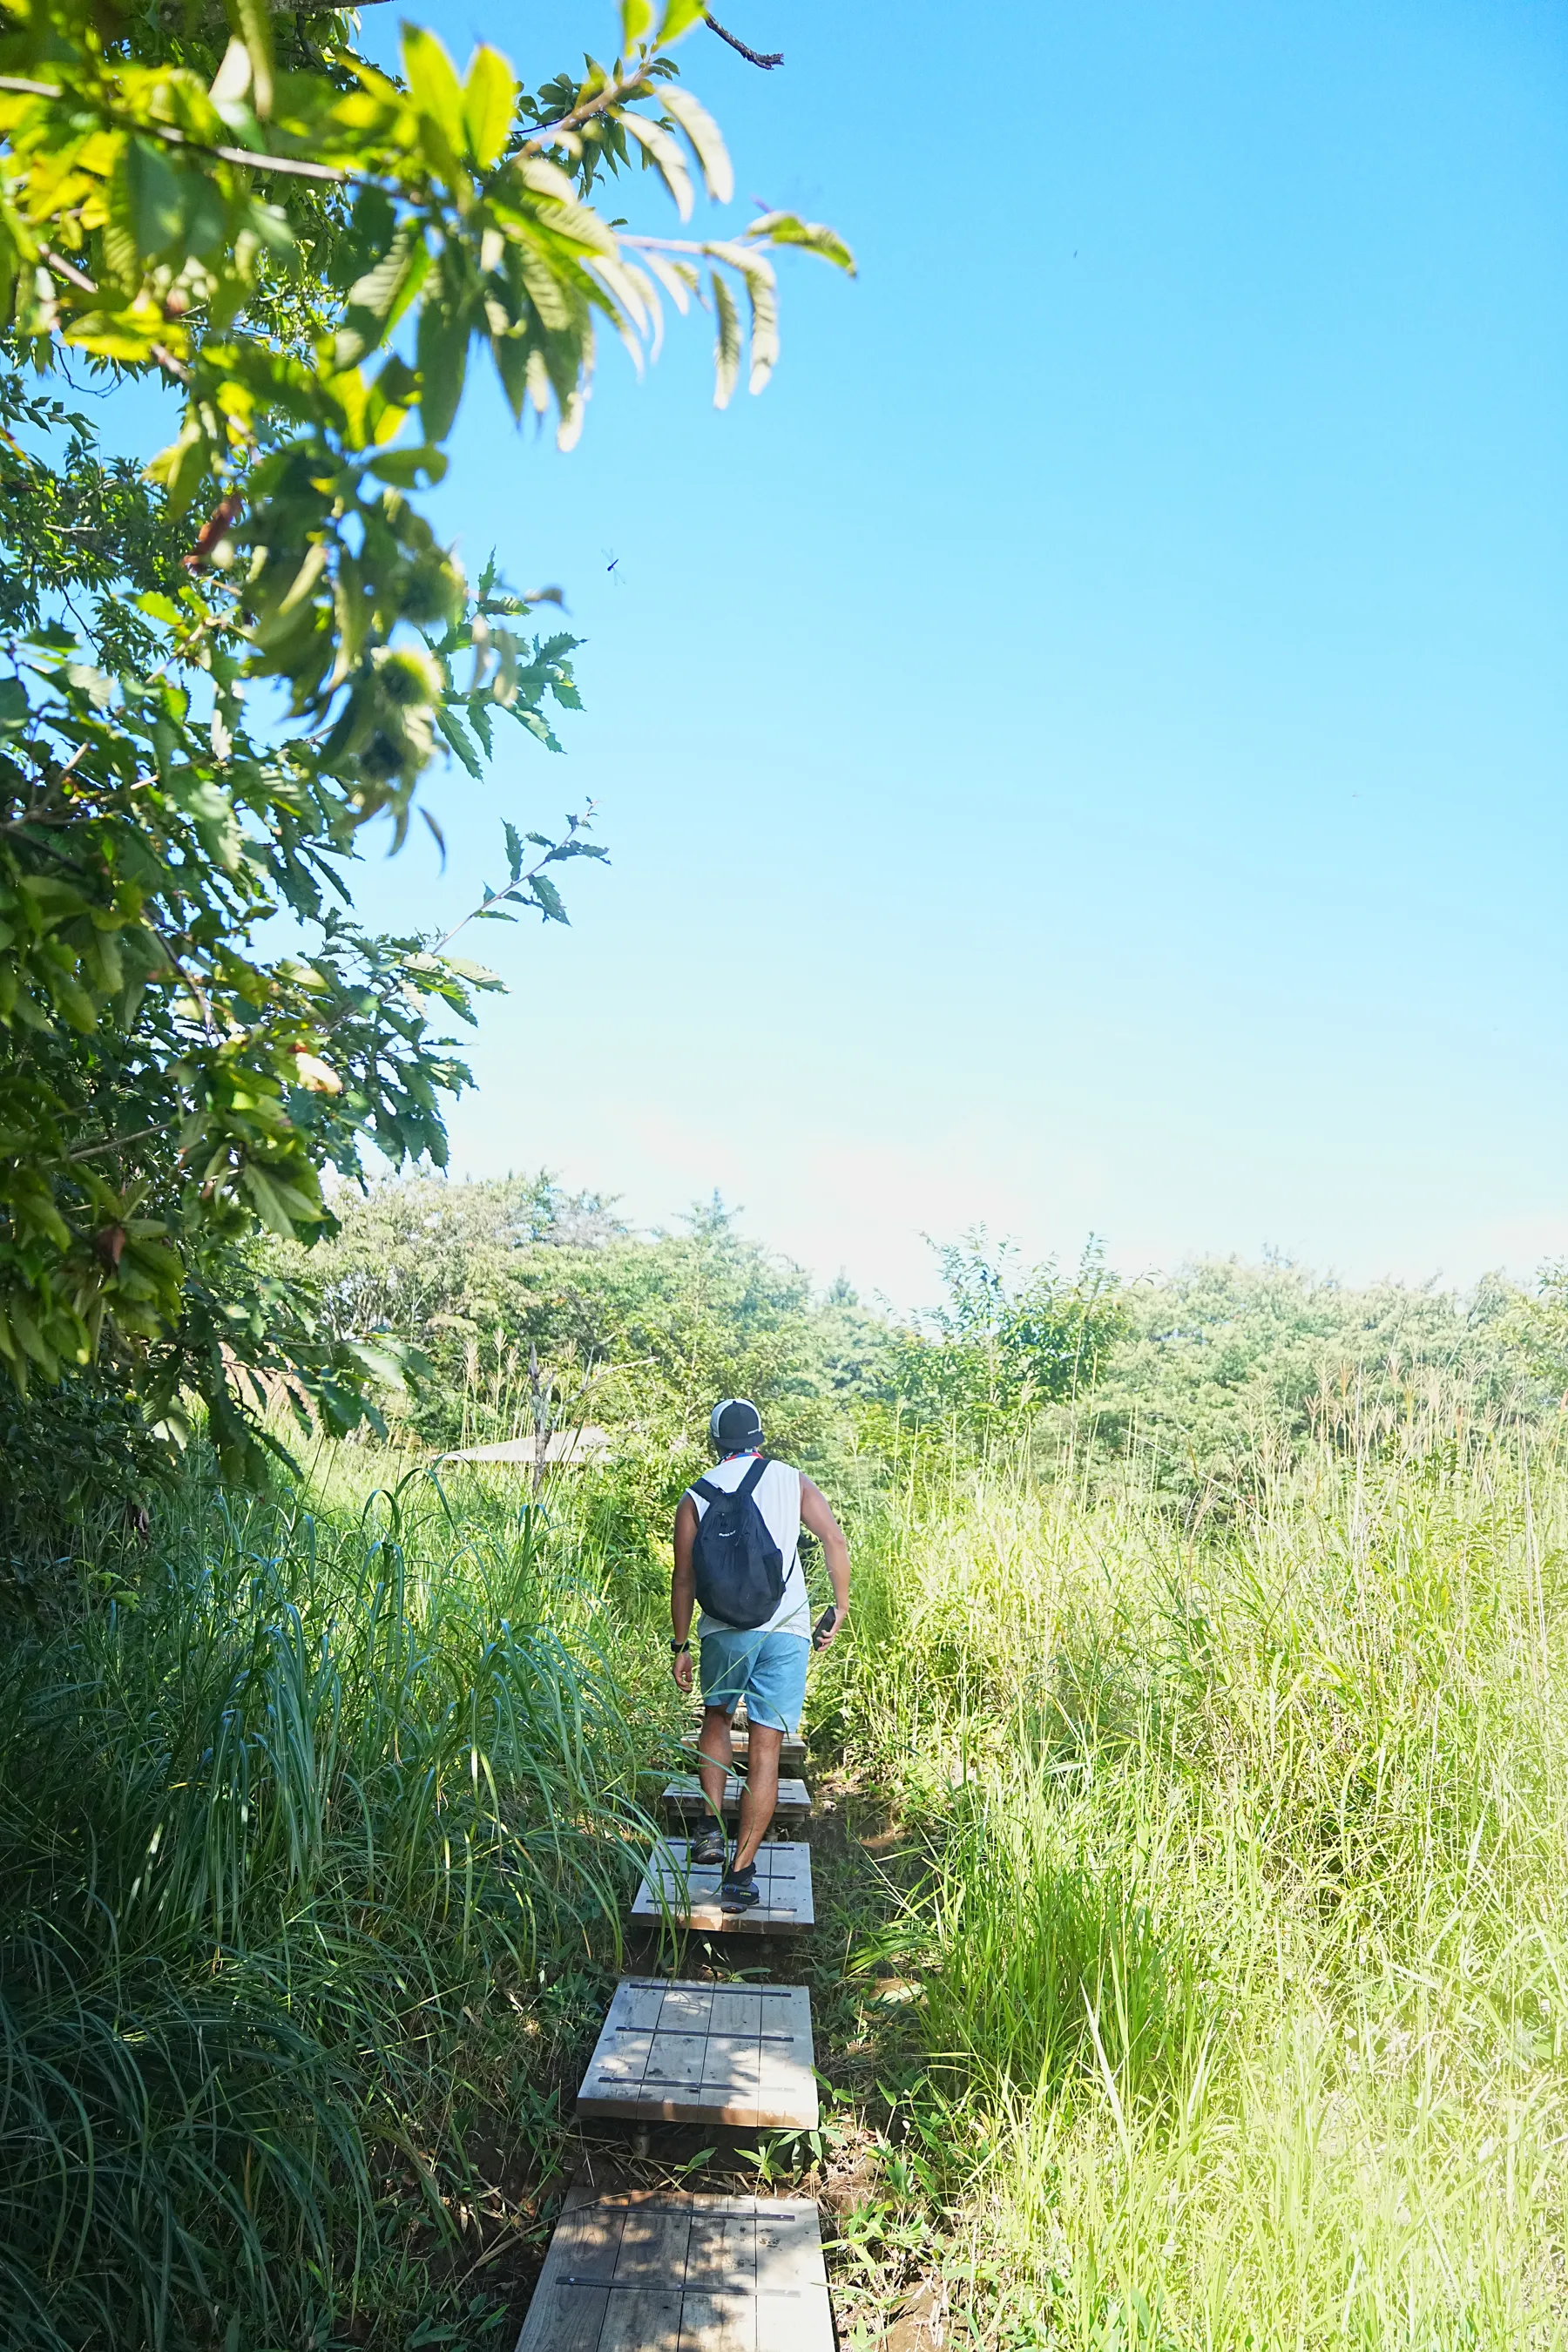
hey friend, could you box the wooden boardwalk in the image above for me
[662,1774,812,1825]
[578,1978,817,2132]
[681,1727,807,1772]
[631,1840,814,1937]
[514,2186,833,2352]
[515,1686,830,2346]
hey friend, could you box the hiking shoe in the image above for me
[688,1826,726,1869]
[719,1866,760,1913]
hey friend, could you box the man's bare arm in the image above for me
[671,1492,699,1690]
[800,1475,849,1642]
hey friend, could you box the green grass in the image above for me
[3,1396,1566,2348]
[0,1461,682,2350]
[815,1402,1568,2347]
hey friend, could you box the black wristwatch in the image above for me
[670,1639,691,1653]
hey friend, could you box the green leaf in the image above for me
[0,680,28,735]
[618,113,693,222]
[463,44,517,168]
[504,819,524,882]
[656,0,709,41]
[711,267,741,409]
[123,139,186,259]
[334,228,428,370]
[223,0,274,117]
[530,873,569,924]
[436,704,483,778]
[747,212,857,275]
[402,25,467,157]
[416,293,470,443]
[364,446,449,489]
[621,0,655,47]
[659,85,733,202]
[240,1164,301,1236]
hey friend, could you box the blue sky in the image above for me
[344,0,1568,1312]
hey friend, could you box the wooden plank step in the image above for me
[578,1977,818,2132]
[663,1774,812,1823]
[514,2185,833,2351]
[632,1840,814,1936]
[682,1725,808,1771]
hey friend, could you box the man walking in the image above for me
[671,1397,850,1912]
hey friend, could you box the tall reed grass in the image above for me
[7,1376,1565,2349]
[821,1393,1568,2348]
[0,1465,671,2350]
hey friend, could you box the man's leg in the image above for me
[730,1722,781,1872]
[697,1702,734,1815]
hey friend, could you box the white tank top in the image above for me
[689,1454,810,1638]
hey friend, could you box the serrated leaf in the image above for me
[711,267,740,408]
[223,0,274,117]
[747,212,857,274]
[416,293,470,443]
[209,34,252,105]
[656,0,709,40]
[402,25,467,155]
[659,85,733,203]
[436,703,483,778]
[335,228,427,370]
[463,44,517,168]
[240,1163,299,1236]
[706,242,779,391]
[618,112,693,222]
[364,445,449,488]
[504,819,524,882]
[530,872,569,924]
[644,259,700,328]
[123,139,186,259]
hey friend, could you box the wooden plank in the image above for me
[614,2200,693,2286]
[662,1774,812,1823]
[578,1979,817,2132]
[511,2184,626,2352]
[754,2202,831,2352]
[514,2192,832,2352]
[630,1841,814,1939]
[682,1726,807,1771]
[597,2289,684,2351]
[675,2297,752,2351]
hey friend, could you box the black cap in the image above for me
[710,1397,764,1451]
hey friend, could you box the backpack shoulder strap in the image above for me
[737,1456,768,1500]
[689,1477,720,1504]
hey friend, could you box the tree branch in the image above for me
[37,247,193,385]
[68,1123,168,1163]
[523,69,656,148]
[0,79,352,185]
[705,12,783,68]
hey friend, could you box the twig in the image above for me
[1,80,352,185]
[427,803,598,957]
[523,69,655,148]
[37,247,193,384]
[705,11,783,67]
[68,1123,167,1163]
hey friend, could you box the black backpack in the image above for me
[689,1457,786,1630]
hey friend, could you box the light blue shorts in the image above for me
[699,1626,809,1734]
